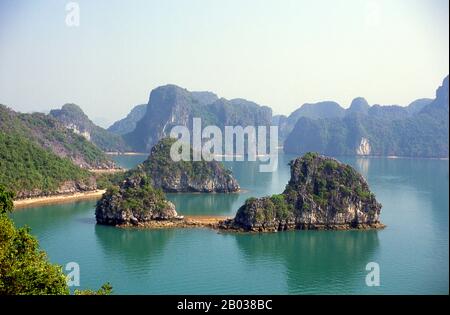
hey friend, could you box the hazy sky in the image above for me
[0,0,448,127]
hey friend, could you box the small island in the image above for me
[96,152,383,232]
[96,173,180,226]
[130,138,240,193]
[220,152,384,232]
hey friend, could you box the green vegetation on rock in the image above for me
[96,174,179,226]
[118,138,239,193]
[225,153,383,232]
[0,104,114,168]
[0,185,112,295]
[0,132,94,197]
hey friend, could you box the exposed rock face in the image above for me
[96,174,178,226]
[15,177,97,199]
[221,153,383,232]
[50,103,130,152]
[124,85,272,152]
[136,138,240,193]
[356,137,371,155]
[107,104,147,136]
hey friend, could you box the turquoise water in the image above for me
[10,154,449,294]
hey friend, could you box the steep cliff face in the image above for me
[221,153,383,232]
[96,174,178,226]
[138,138,240,193]
[124,85,272,152]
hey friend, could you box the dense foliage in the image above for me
[0,104,113,168]
[0,185,112,295]
[0,185,68,294]
[0,132,92,195]
[101,175,169,217]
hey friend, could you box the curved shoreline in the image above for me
[13,190,106,209]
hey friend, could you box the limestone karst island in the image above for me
[0,0,448,300]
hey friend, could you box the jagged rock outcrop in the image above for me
[221,153,383,232]
[96,174,179,226]
[134,138,240,193]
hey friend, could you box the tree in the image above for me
[0,185,14,214]
[0,184,111,295]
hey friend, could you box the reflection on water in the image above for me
[355,157,370,179]
[233,230,380,294]
[167,192,239,216]
[94,225,176,266]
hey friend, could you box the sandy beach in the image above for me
[118,215,233,230]
[13,190,106,209]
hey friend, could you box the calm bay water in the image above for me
[10,154,449,294]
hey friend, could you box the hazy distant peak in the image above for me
[349,97,370,112]
[60,103,86,115]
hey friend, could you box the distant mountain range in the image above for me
[284,76,448,158]
[2,77,447,198]
[275,96,434,143]
[100,78,446,158]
